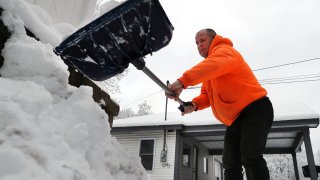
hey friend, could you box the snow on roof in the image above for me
[273,102,319,121]
[113,102,320,128]
[113,109,219,127]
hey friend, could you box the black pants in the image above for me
[223,97,274,180]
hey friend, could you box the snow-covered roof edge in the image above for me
[112,102,320,128]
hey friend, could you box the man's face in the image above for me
[195,30,213,58]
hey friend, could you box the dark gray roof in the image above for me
[112,103,319,155]
[181,117,319,155]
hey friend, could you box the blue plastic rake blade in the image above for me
[55,0,174,81]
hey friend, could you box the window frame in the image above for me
[203,157,208,174]
[182,143,191,167]
[139,138,156,171]
[214,159,223,180]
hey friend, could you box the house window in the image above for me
[203,157,208,174]
[182,143,191,167]
[214,160,223,180]
[139,139,155,171]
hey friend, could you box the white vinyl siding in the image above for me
[113,130,176,180]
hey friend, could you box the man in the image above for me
[166,28,274,180]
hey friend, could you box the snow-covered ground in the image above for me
[0,0,149,179]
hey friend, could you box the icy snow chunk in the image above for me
[0,78,53,114]
[1,35,69,95]
[0,147,26,178]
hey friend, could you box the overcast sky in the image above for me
[113,0,320,118]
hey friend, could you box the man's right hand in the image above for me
[165,80,183,100]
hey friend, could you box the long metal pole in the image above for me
[141,66,184,105]
[165,80,169,121]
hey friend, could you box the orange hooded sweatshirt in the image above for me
[178,35,267,126]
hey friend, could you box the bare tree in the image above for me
[116,107,136,119]
[137,100,152,116]
[116,100,152,119]
[101,69,128,95]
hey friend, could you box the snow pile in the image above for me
[265,154,295,180]
[95,0,122,19]
[0,0,148,179]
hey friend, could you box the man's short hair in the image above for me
[205,28,216,39]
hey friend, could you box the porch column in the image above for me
[302,128,317,180]
[292,152,300,180]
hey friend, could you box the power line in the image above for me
[259,73,320,83]
[121,74,320,108]
[259,73,320,84]
[183,72,320,89]
[186,86,201,89]
[260,78,320,85]
[259,72,320,84]
[122,86,204,108]
[121,58,320,106]
[253,57,320,71]
[122,89,163,108]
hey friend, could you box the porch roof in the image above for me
[112,102,319,155]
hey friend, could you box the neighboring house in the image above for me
[111,103,320,180]
[112,110,224,180]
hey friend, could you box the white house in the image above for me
[112,110,222,180]
[111,103,320,180]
